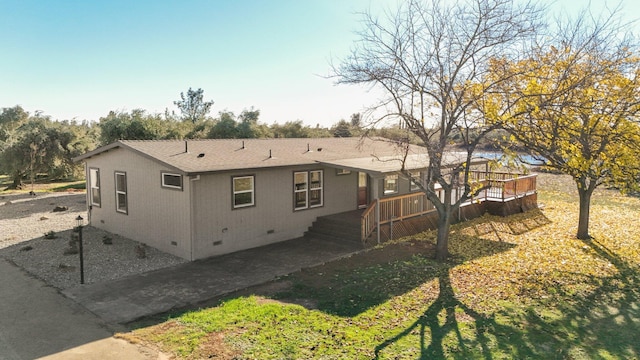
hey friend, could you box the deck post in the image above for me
[373,176,381,244]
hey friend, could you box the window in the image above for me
[115,171,128,214]
[309,170,323,207]
[162,172,183,190]
[89,168,101,207]
[384,174,398,195]
[336,168,351,175]
[410,171,422,191]
[233,175,254,208]
[294,170,323,210]
[294,171,308,210]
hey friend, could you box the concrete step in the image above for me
[303,230,361,244]
[305,228,360,242]
[309,223,360,236]
[313,216,361,227]
[311,218,360,234]
[305,219,360,242]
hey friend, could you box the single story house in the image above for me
[73,137,537,261]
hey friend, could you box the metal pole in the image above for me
[79,225,84,284]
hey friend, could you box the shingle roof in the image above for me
[74,137,436,175]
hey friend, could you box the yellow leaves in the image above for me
[430,189,640,314]
[478,47,640,188]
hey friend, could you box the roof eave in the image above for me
[73,141,188,175]
[72,142,123,163]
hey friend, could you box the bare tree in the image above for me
[333,0,544,260]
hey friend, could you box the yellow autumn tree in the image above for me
[480,12,640,239]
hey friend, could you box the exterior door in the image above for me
[358,172,368,208]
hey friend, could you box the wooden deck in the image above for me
[313,192,538,246]
[360,173,538,242]
[305,171,540,245]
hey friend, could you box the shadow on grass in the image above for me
[515,239,640,359]
[272,212,555,319]
[274,237,515,318]
[462,209,551,240]
[374,267,537,359]
[373,238,639,359]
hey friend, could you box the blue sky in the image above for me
[1,0,639,127]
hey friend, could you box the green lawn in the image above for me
[126,180,640,359]
[0,174,9,188]
[0,174,85,193]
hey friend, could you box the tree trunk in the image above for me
[435,189,453,261]
[9,174,23,190]
[435,211,453,261]
[576,186,594,240]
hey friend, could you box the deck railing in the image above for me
[481,174,537,201]
[361,190,445,242]
[361,198,377,243]
[361,173,537,242]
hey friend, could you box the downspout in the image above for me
[84,163,91,224]
[189,174,200,261]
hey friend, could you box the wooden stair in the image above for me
[304,210,362,243]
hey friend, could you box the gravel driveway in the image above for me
[0,191,186,290]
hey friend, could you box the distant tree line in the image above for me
[2,88,409,189]
[96,88,367,143]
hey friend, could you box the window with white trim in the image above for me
[89,168,101,207]
[161,172,183,190]
[294,171,308,210]
[409,171,422,191]
[384,174,398,195]
[233,175,254,208]
[309,170,323,207]
[115,171,128,214]
[294,170,323,210]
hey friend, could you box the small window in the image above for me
[233,175,254,208]
[115,171,128,214]
[89,168,101,207]
[162,172,183,190]
[294,171,308,210]
[336,168,351,175]
[309,170,323,207]
[294,170,323,210]
[384,174,398,195]
[409,171,422,191]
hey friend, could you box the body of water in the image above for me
[475,152,546,166]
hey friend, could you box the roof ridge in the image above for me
[119,137,366,143]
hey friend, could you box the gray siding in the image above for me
[82,148,368,261]
[84,148,192,259]
[374,171,426,199]
[191,165,358,259]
